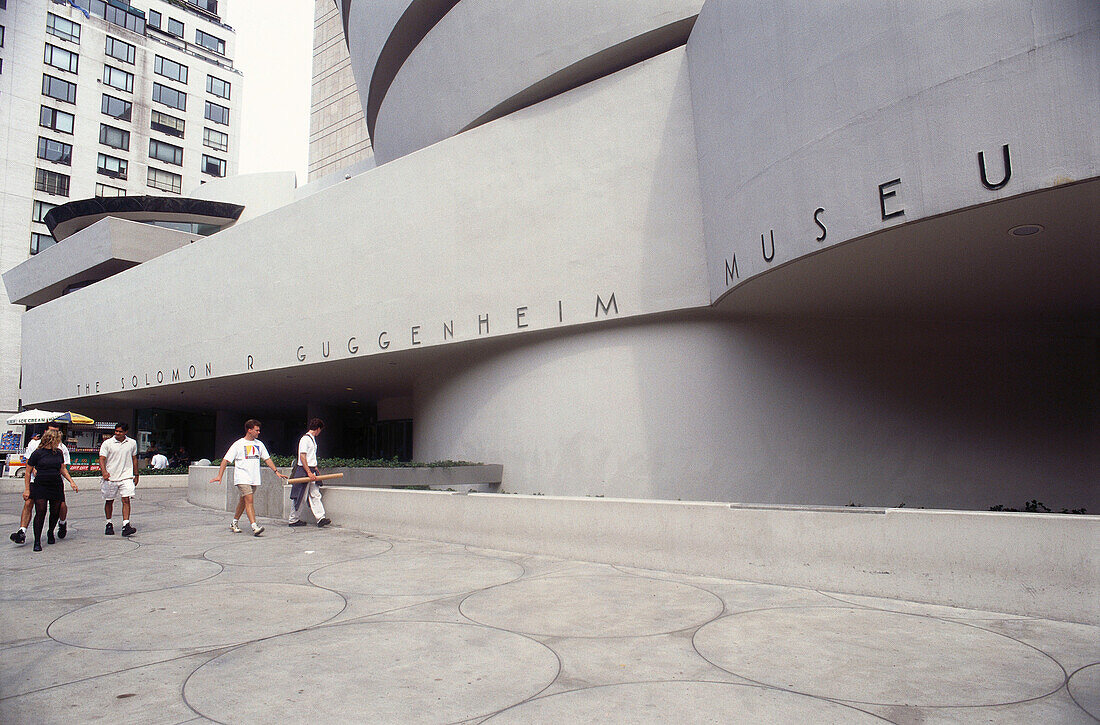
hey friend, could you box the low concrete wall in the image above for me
[321,464,502,492]
[319,488,1099,626]
[188,466,290,518]
[1,473,189,494]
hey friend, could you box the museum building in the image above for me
[6,0,1098,511]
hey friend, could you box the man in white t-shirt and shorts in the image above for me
[99,423,139,536]
[209,419,287,536]
[289,418,331,528]
[9,423,71,544]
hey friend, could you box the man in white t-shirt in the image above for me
[9,423,71,545]
[289,418,331,528]
[209,419,287,536]
[150,451,169,469]
[99,423,139,536]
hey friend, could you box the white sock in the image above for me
[123,519,129,526]
[19,527,26,534]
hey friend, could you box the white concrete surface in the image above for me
[686,0,1100,302]
[3,217,197,306]
[322,486,1100,626]
[368,0,703,163]
[3,488,1096,723]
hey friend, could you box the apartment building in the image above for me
[0,0,242,425]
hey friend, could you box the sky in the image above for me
[222,0,314,184]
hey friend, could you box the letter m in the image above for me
[595,293,618,317]
[171,369,181,382]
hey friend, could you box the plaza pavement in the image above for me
[1,487,1097,724]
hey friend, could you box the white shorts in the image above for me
[101,479,135,499]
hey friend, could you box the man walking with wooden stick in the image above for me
[289,418,331,528]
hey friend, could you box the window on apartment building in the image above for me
[152,82,186,111]
[189,0,218,13]
[155,55,188,84]
[94,2,146,35]
[147,167,182,194]
[33,201,58,223]
[167,17,184,38]
[103,65,134,93]
[31,232,57,255]
[37,136,73,165]
[151,109,185,138]
[149,139,183,166]
[201,154,226,177]
[148,10,161,29]
[44,44,79,74]
[95,182,126,197]
[101,93,132,121]
[1,24,5,48]
[204,101,229,125]
[46,13,81,44]
[203,127,228,152]
[35,168,70,196]
[40,106,75,134]
[206,75,230,99]
[99,123,130,150]
[104,36,135,64]
[97,153,128,180]
[42,74,77,104]
[195,29,225,55]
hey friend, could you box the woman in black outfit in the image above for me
[23,429,79,552]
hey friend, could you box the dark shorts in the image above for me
[30,481,64,502]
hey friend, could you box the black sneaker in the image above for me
[47,530,55,545]
[10,530,25,544]
[288,520,308,527]
[121,523,136,537]
[57,522,67,539]
[105,522,114,535]
[33,542,42,552]
[316,517,331,528]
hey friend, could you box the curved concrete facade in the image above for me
[688,0,1099,307]
[10,1,1099,511]
[347,0,703,163]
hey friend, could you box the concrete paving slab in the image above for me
[0,489,1096,724]
[693,607,1066,707]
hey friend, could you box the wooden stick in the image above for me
[286,472,345,484]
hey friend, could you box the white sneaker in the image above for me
[252,524,264,537]
[231,522,242,533]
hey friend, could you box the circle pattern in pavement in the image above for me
[460,574,723,637]
[203,533,391,567]
[310,551,524,595]
[693,607,1065,706]
[1068,663,1100,719]
[0,536,139,570]
[0,550,216,600]
[184,621,560,723]
[483,681,886,723]
[49,582,345,650]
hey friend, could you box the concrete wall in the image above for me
[20,48,707,407]
[368,0,703,163]
[321,487,1100,626]
[416,314,1098,512]
[686,0,1100,302]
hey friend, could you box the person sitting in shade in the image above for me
[150,450,169,469]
